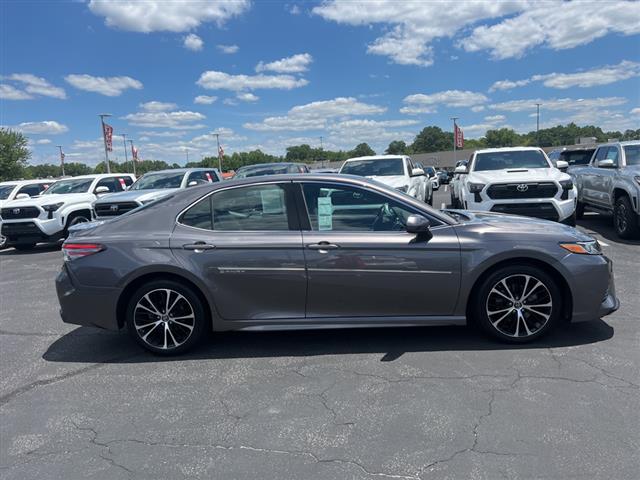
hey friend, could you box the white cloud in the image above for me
[11,121,69,135]
[289,5,301,15]
[400,90,489,114]
[462,1,640,60]
[122,110,206,129]
[490,60,640,92]
[140,101,178,112]
[244,97,386,131]
[631,107,640,116]
[236,92,259,102]
[196,70,308,91]
[88,0,250,33]
[36,138,52,145]
[194,95,218,105]
[65,74,143,96]
[471,105,486,113]
[256,53,313,73]
[217,44,239,54]
[138,130,187,138]
[5,74,66,99]
[0,84,32,100]
[183,33,203,51]
[489,96,628,113]
[223,98,238,106]
[484,115,506,122]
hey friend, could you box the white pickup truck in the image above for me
[0,173,135,250]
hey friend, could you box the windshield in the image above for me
[473,150,550,171]
[130,172,185,190]
[341,158,405,176]
[0,185,16,200]
[234,165,290,178]
[624,145,640,165]
[559,149,595,165]
[43,178,93,194]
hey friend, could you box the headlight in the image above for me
[468,183,485,193]
[634,176,640,186]
[42,202,63,212]
[396,185,408,193]
[560,179,574,190]
[559,240,602,255]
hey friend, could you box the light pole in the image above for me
[451,117,459,165]
[56,145,65,176]
[98,113,112,173]
[128,139,137,176]
[121,133,129,172]
[535,103,541,146]
[214,133,222,172]
[319,136,324,167]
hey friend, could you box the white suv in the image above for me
[339,155,428,202]
[454,147,577,225]
[0,173,135,250]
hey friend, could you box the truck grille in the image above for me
[1,221,45,237]
[0,206,40,220]
[487,182,558,200]
[94,201,139,217]
[490,203,559,221]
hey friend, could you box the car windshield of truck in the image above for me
[623,145,640,165]
[559,149,595,165]
[42,178,93,194]
[130,172,185,190]
[0,185,16,200]
[234,165,290,178]
[473,150,550,171]
[341,158,404,176]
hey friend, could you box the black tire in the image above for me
[126,279,207,355]
[562,212,576,227]
[427,191,433,206]
[613,195,640,239]
[575,201,585,220]
[64,212,91,235]
[14,243,36,251]
[472,265,562,343]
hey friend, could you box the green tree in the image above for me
[410,126,452,153]
[65,162,94,176]
[484,128,522,147]
[349,142,375,157]
[23,164,59,179]
[385,140,408,155]
[0,128,31,181]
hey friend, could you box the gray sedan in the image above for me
[56,174,619,355]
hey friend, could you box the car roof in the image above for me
[0,179,55,186]
[141,168,217,175]
[597,140,640,147]
[474,147,543,154]
[344,155,407,162]
[236,162,303,170]
[57,173,135,180]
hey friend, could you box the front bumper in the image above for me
[464,196,576,222]
[1,220,63,245]
[56,264,121,330]
[570,255,619,322]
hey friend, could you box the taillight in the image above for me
[62,243,105,261]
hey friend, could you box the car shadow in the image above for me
[577,213,640,246]
[43,320,615,364]
[0,243,61,255]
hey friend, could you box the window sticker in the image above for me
[317,196,333,231]
[260,188,285,214]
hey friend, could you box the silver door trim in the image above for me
[308,268,452,274]
[217,267,306,273]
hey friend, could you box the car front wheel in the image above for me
[614,196,640,239]
[473,266,562,343]
[126,280,207,355]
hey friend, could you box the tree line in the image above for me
[2,124,639,181]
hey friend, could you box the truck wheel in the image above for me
[614,196,640,239]
[575,201,585,219]
[64,213,90,236]
[562,212,576,227]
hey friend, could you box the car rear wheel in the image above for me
[473,266,562,343]
[614,196,640,239]
[126,280,207,355]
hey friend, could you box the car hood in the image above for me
[94,188,177,204]
[364,175,408,189]
[468,168,569,184]
[449,210,594,242]
[2,192,92,208]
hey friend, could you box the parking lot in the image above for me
[1,187,638,480]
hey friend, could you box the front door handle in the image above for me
[183,242,216,251]
[307,242,339,251]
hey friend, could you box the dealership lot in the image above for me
[1,188,638,480]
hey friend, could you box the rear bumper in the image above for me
[56,264,121,330]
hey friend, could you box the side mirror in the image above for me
[15,193,31,200]
[187,180,199,187]
[597,159,616,168]
[95,186,110,195]
[411,168,425,177]
[556,160,569,171]
[454,165,468,174]
[406,214,433,241]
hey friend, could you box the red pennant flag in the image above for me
[454,124,464,149]
[218,144,224,159]
[103,123,114,152]
[131,145,139,161]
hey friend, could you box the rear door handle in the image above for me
[183,242,216,251]
[307,242,339,250]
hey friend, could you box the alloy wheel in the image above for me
[133,288,195,350]
[485,274,552,338]
[615,202,628,234]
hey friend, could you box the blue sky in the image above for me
[1,0,639,166]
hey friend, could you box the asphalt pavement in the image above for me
[1,187,638,479]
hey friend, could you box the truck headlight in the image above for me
[634,176,640,186]
[559,179,574,200]
[396,185,408,193]
[43,202,64,219]
[468,183,485,193]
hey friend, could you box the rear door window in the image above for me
[95,177,119,193]
[17,184,44,197]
